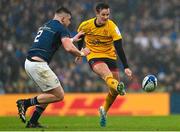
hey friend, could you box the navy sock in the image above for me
[24,96,39,108]
[29,106,45,123]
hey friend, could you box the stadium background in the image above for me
[0,0,180,116]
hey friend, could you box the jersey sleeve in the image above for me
[110,20,122,41]
[77,21,87,33]
[59,26,71,39]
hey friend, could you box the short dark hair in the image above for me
[55,7,71,15]
[95,3,109,13]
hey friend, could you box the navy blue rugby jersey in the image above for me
[27,20,70,63]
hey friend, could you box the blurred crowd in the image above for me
[0,0,179,94]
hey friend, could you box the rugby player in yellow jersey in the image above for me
[76,3,133,127]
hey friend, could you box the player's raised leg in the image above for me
[92,62,126,96]
[92,62,125,127]
[101,69,121,107]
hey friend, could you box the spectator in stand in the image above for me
[0,0,179,93]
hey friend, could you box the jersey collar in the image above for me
[94,18,105,27]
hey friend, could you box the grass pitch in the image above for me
[0,115,180,131]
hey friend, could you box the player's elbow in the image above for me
[64,46,70,52]
[64,45,74,52]
[62,38,74,52]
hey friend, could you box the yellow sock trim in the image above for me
[104,74,119,91]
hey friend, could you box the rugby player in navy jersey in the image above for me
[16,7,90,128]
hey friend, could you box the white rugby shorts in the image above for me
[25,59,61,92]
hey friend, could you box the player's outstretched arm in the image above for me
[74,35,85,64]
[72,31,84,43]
[114,39,133,79]
[61,37,90,57]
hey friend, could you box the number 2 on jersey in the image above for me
[34,30,43,42]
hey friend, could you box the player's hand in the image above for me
[73,31,84,42]
[75,56,83,64]
[75,48,90,64]
[81,47,90,56]
[125,68,133,80]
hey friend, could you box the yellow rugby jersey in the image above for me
[77,18,122,61]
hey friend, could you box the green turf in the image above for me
[0,115,180,131]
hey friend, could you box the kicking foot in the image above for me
[26,121,47,128]
[16,99,27,123]
[99,106,106,127]
[117,82,126,95]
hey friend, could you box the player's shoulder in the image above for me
[51,20,69,33]
[79,18,95,27]
[52,20,65,29]
[107,19,122,36]
[85,18,95,23]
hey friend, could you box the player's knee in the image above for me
[55,91,64,101]
[56,95,64,101]
[52,86,64,101]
